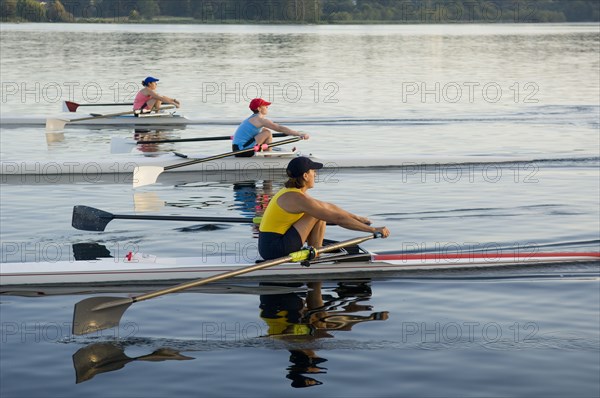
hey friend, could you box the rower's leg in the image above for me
[255,129,273,149]
[152,99,162,112]
[293,214,320,242]
[293,215,325,248]
[145,99,160,112]
[307,220,325,248]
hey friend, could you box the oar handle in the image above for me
[131,234,378,303]
[163,137,301,171]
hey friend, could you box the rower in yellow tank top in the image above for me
[257,157,391,260]
[259,187,304,235]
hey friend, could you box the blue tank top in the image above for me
[233,115,261,149]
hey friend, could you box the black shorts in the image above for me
[258,227,303,260]
[232,144,255,157]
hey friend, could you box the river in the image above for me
[0,23,599,397]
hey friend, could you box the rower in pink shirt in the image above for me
[133,77,180,112]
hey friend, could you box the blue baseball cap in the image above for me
[142,76,159,85]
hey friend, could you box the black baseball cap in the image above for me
[286,157,323,178]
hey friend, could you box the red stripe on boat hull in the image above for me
[373,252,600,261]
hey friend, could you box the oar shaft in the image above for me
[163,137,301,171]
[66,101,135,112]
[78,103,134,107]
[113,214,254,223]
[67,110,137,123]
[135,133,286,145]
[131,234,376,303]
[72,105,175,123]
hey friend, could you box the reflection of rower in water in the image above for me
[232,181,273,217]
[132,129,167,153]
[260,281,388,388]
[233,181,274,235]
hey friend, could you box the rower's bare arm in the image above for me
[322,201,372,225]
[285,194,387,235]
[315,200,389,237]
[149,91,180,108]
[261,119,309,139]
[161,96,180,107]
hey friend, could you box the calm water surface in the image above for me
[1,23,599,397]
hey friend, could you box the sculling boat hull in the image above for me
[1,252,598,286]
[1,113,192,127]
[1,152,546,177]
[0,115,377,127]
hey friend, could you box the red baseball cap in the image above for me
[249,98,271,111]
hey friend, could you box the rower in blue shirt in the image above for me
[232,98,309,157]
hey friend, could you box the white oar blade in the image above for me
[133,166,165,188]
[45,118,68,131]
[110,137,135,154]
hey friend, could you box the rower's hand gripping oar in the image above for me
[46,105,176,131]
[110,133,287,154]
[133,136,301,188]
[71,205,261,232]
[72,233,381,335]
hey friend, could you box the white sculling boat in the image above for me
[0,149,550,178]
[0,113,382,128]
[1,246,598,287]
[1,112,195,128]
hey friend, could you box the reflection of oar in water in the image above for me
[72,233,380,335]
[73,342,194,383]
[71,205,262,232]
[46,105,175,130]
[111,133,287,153]
[133,136,301,188]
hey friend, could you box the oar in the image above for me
[72,205,333,231]
[73,204,334,232]
[65,101,134,112]
[111,133,287,154]
[72,205,260,232]
[72,233,379,335]
[46,105,175,130]
[133,136,301,188]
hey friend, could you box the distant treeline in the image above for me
[2,0,599,23]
